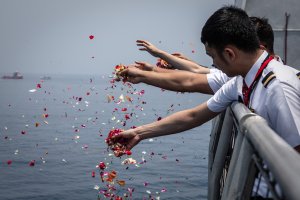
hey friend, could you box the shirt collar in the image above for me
[244,50,269,87]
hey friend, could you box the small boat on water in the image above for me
[2,72,23,79]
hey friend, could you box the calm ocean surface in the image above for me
[0,73,212,200]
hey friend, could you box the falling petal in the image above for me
[98,162,106,170]
[29,160,35,167]
[144,182,149,187]
[117,180,126,186]
[29,89,37,93]
[107,95,114,103]
[125,96,133,102]
[119,94,124,101]
[121,158,137,165]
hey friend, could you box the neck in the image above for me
[240,49,264,78]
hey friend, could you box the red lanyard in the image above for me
[242,55,274,107]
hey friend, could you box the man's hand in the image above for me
[118,66,145,84]
[108,128,142,157]
[134,61,155,71]
[136,40,162,57]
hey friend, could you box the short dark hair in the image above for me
[250,16,274,54]
[201,6,260,54]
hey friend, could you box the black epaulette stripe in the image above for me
[297,72,300,79]
[262,71,276,88]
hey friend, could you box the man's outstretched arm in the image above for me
[120,67,214,94]
[110,102,219,152]
[137,40,210,74]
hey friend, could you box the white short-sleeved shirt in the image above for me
[207,51,300,148]
[207,68,231,93]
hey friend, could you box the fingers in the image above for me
[107,128,140,157]
[138,48,147,51]
[135,61,145,66]
[136,40,149,45]
[127,64,137,68]
[118,68,129,77]
[136,40,151,50]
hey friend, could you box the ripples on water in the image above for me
[0,74,212,199]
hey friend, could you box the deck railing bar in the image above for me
[208,102,300,200]
[252,154,281,200]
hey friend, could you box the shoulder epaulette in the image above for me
[262,71,276,88]
[297,72,300,79]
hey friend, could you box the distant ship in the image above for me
[2,72,23,79]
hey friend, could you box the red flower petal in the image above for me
[98,162,106,170]
[29,160,35,167]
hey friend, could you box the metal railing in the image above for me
[208,102,300,200]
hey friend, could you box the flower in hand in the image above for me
[114,64,128,81]
[106,128,141,157]
[106,129,131,157]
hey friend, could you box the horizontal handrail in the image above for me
[231,102,300,200]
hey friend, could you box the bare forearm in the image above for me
[157,51,210,74]
[136,103,218,140]
[139,70,214,94]
[153,67,174,73]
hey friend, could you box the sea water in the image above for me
[0,73,212,200]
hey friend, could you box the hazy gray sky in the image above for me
[0,0,233,75]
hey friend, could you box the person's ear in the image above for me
[259,44,267,51]
[223,47,236,62]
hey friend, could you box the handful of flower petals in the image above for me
[106,128,132,157]
[114,64,128,81]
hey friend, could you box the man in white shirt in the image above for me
[113,11,300,199]
[127,17,298,95]
[112,4,300,156]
